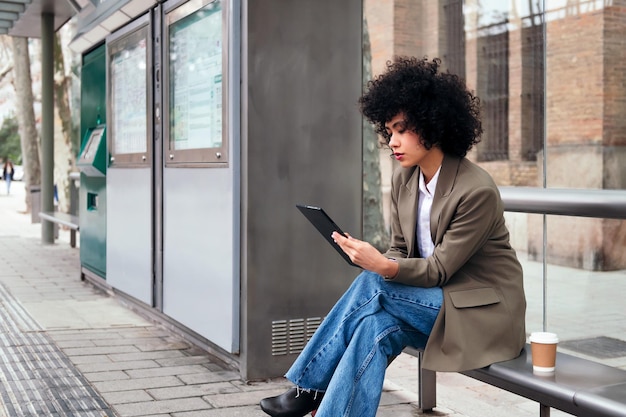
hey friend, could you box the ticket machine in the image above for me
[77,125,106,177]
[77,125,107,279]
[78,44,107,280]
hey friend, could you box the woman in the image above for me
[260,57,526,417]
[3,158,14,195]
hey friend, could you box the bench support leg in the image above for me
[70,230,76,248]
[418,350,436,412]
[540,404,550,417]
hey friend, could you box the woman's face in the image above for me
[385,113,434,169]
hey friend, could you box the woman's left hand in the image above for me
[332,231,398,278]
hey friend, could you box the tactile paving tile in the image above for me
[560,336,626,359]
[0,284,116,417]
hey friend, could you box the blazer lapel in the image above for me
[430,155,461,244]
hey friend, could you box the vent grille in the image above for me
[272,317,323,356]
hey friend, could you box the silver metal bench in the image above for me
[411,345,626,417]
[39,211,79,248]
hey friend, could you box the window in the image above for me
[477,20,509,162]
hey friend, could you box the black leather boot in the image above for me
[260,387,324,417]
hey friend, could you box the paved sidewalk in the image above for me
[0,183,589,417]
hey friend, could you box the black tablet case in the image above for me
[296,204,358,267]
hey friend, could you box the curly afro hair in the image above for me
[359,56,482,158]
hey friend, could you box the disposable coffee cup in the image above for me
[529,332,559,373]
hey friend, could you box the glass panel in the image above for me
[361,3,390,250]
[544,0,626,192]
[539,0,626,366]
[545,214,626,363]
[169,1,222,150]
[165,0,227,166]
[108,22,151,166]
[507,212,544,334]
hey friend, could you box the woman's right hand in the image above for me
[332,232,399,279]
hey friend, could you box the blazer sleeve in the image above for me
[384,168,410,260]
[387,184,502,288]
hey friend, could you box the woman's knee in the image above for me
[357,319,406,358]
[351,271,386,293]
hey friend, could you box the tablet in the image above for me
[296,204,358,267]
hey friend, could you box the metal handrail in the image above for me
[499,187,626,220]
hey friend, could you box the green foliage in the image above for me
[0,115,21,163]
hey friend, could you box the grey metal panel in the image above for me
[162,167,237,353]
[242,0,363,380]
[153,4,164,311]
[106,167,153,305]
[227,0,242,355]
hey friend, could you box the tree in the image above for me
[0,36,12,82]
[11,36,40,212]
[362,17,389,251]
[0,115,21,162]
[53,30,78,213]
[7,30,78,214]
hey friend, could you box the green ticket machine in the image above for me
[77,126,106,177]
[77,125,107,280]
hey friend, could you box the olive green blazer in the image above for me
[385,154,526,372]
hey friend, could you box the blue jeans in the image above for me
[285,270,443,417]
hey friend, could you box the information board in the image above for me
[110,31,148,155]
[169,0,222,151]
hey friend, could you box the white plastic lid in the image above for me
[529,332,559,344]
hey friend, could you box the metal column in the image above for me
[40,12,54,244]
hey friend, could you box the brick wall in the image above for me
[539,4,625,270]
[366,0,437,75]
[365,0,393,77]
[546,10,604,151]
[602,1,626,191]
